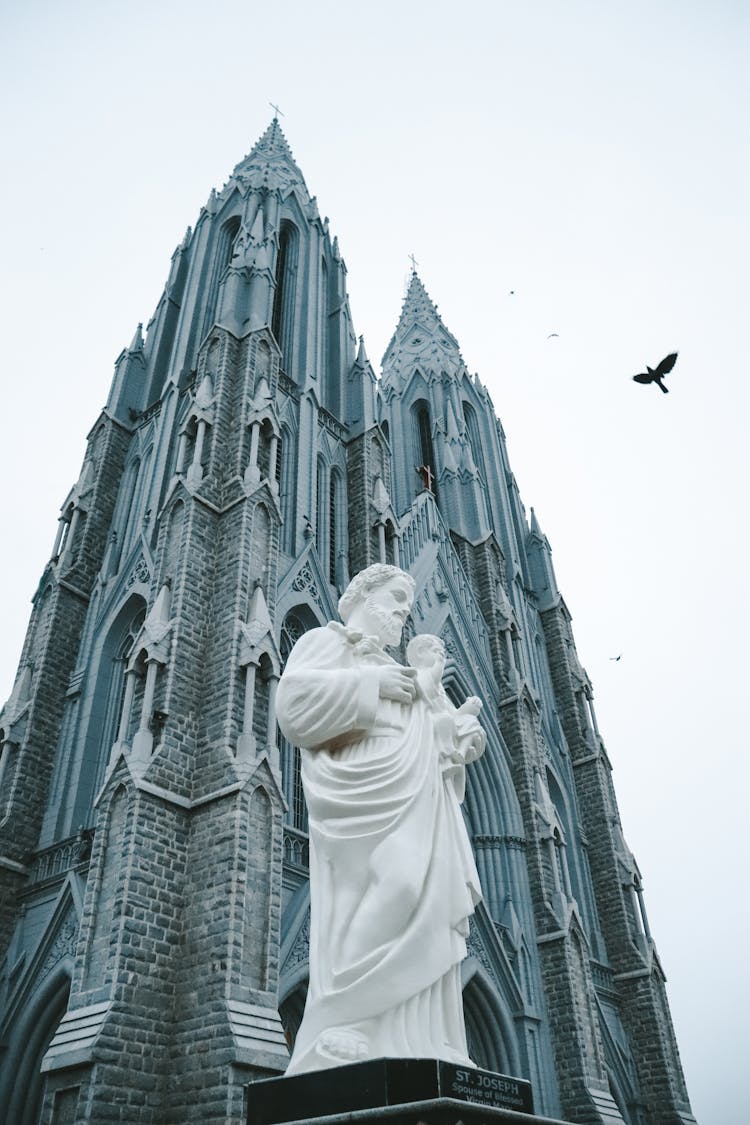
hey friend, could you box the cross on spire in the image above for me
[269,101,285,119]
[408,252,419,273]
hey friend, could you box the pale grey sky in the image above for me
[1,2,747,1122]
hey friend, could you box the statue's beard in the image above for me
[363,598,404,647]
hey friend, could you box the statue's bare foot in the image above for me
[318,1027,369,1063]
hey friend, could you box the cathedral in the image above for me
[0,120,696,1125]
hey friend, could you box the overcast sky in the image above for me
[1,2,747,1121]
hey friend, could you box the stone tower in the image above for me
[0,121,696,1125]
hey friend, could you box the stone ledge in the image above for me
[252,1100,571,1125]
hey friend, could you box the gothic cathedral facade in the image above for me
[0,122,696,1125]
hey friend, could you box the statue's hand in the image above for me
[377,665,418,703]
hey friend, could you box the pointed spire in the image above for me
[231,118,307,198]
[399,272,447,334]
[529,507,542,537]
[356,335,368,366]
[382,271,461,374]
[128,323,144,353]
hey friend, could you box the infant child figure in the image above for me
[406,634,486,781]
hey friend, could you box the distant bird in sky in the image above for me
[609,654,622,662]
[547,333,559,338]
[632,352,678,394]
[508,290,515,295]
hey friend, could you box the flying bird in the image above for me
[547,333,559,339]
[632,352,678,394]
[609,654,622,662]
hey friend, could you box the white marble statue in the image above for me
[276,564,486,1074]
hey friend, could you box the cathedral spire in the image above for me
[381,271,463,389]
[230,117,308,198]
[384,272,460,358]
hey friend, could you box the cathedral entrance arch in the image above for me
[0,966,71,1125]
[462,968,520,1077]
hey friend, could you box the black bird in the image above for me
[632,351,678,393]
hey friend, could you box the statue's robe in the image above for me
[276,621,482,1073]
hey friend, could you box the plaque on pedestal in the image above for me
[247,1058,539,1125]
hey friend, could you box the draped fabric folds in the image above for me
[276,622,481,1074]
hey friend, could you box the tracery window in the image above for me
[272,221,299,372]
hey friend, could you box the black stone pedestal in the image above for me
[247,1058,571,1125]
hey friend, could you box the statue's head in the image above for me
[338,564,416,647]
[406,633,445,671]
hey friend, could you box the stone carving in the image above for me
[276,564,486,1074]
[126,555,150,589]
[291,562,320,606]
[284,911,311,972]
[40,916,79,980]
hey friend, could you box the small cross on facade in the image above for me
[269,101,285,119]
[417,464,435,493]
[409,253,419,273]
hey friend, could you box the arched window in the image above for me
[65,598,146,833]
[279,425,295,552]
[462,401,483,473]
[108,457,140,573]
[203,215,241,337]
[412,400,437,500]
[272,221,299,373]
[328,468,346,586]
[55,502,75,561]
[315,456,327,558]
[120,446,153,559]
[278,608,319,832]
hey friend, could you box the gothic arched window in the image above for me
[65,597,146,834]
[203,214,241,337]
[462,401,483,473]
[279,425,295,552]
[328,468,346,586]
[412,399,437,500]
[315,456,327,557]
[279,609,319,832]
[272,220,299,373]
[108,457,140,573]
